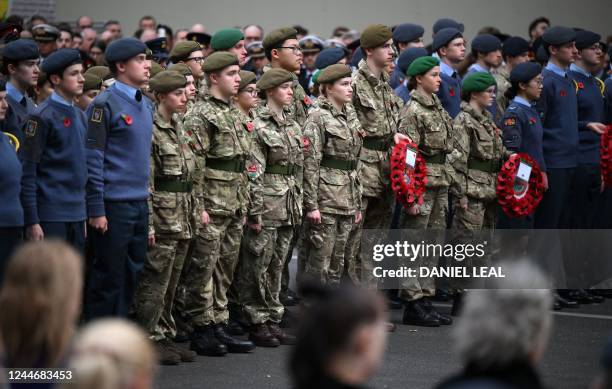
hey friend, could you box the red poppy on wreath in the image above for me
[577,82,585,89]
[246,122,254,132]
[303,96,312,106]
[449,87,455,97]
[496,153,545,218]
[601,125,612,188]
[529,117,537,125]
[390,139,427,209]
[121,114,133,126]
[560,89,567,97]
[63,117,71,127]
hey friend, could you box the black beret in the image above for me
[315,48,346,69]
[2,39,39,61]
[149,70,187,93]
[263,27,298,50]
[41,48,82,75]
[509,62,542,83]
[239,70,257,91]
[392,23,425,43]
[186,32,211,46]
[432,27,462,52]
[398,47,428,75]
[257,68,293,90]
[502,37,530,57]
[202,52,239,73]
[471,34,502,53]
[542,26,576,46]
[433,18,464,34]
[145,37,169,60]
[360,24,392,49]
[105,38,147,63]
[317,64,352,84]
[575,30,601,50]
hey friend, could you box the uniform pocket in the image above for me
[159,143,183,176]
[202,168,239,212]
[318,170,352,211]
[245,229,271,257]
[153,193,182,233]
[467,170,496,200]
[263,182,289,221]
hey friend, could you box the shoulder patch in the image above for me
[504,117,516,127]
[91,107,104,123]
[25,119,38,137]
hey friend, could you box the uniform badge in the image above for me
[121,114,133,126]
[246,122,254,132]
[576,82,584,90]
[301,136,310,151]
[449,87,455,97]
[247,164,258,179]
[63,117,71,127]
[25,120,38,137]
[504,117,516,127]
[91,108,103,123]
[560,89,567,97]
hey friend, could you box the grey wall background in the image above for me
[56,0,611,42]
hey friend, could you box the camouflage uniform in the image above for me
[132,111,198,341]
[493,65,511,119]
[348,59,402,285]
[181,94,251,327]
[239,105,303,325]
[397,89,454,301]
[302,97,363,285]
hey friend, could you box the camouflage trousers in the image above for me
[398,186,448,302]
[132,237,190,341]
[182,214,244,326]
[303,213,355,286]
[281,221,308,296]
[238,225,294,324]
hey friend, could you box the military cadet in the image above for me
[182,52,255,356]
[168,63,197,109]
[234,70,259,118]
[298,35,324,92]
[145,37,170,67]
[169,41,205,100]
[433,28,465,118]
[31,24,60,59]
[495,37,530,114]
[394,47,428,103]
[1,39,40,145]
[244,41,267,79]
[567,30,607,229]
[0,79,24,286]
[301,64,363,286]
[240,68,302,347]
[85,65,113,90]
[211,28,248,66]
[131,70,198,365]
[308,47,348,96]
[466,34,503,120]
[84,38,153,320]
[390,23,425,89]
[397,56,454,327]
[20,48,87,251]
[75,72,102,111]
[498,62,546,229]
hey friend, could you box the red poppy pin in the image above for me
[529,117,537,125]
[247,165,257,172]
[121,114,133,126]
[303,96,312,106]
[63,117,71,127]
[302,136,310,151]
[449,87,455,97]
[246,122,254,132]
[577,82,584,89]
[560,89,567,97]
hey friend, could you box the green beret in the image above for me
[317,64,352,84]
[167,63,193,77]
[85,66,111,81]
[149,61,164,78]
[461,71,497,93]
[83,73,102,92]
[407,56,440,77]
[239,70,257,91]
[202,52,239,73]
[256,68,293,90]
[149,70,187,93]
[360,24,392,49]
[263,27,298,50]
[170,41,201,62]
[212,28,244,50]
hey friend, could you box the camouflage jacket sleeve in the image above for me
[302,113,323,212]
[246,127,267,225]
[182,105,211,209]
[449,115,470,198]
[397,105,421,144]
[148,139,156,236]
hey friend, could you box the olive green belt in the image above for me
[468,158,500,173]
[320,156,358,171]
[265,163,296,175]
[154,177,193,192]
[362,137,390,151]
[424,153,446,164]
[206,157,246,173]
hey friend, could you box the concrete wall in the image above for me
[56,0,611,43]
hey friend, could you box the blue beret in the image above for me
[509,62,542,83]
[398,47,428,75]
[351,48,364,68]
[105,38,148,64]
[315,48,346,69]
[432,27,462,52]
[433,18,464,34]
[41,48,82,75]
[542,26,576,46]
[575,30,601,50]
[472,34,502,53]
[2,39,39,61]
[502,37,530,57]
[393,23,425,43]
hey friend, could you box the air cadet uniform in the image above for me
[131,71,198,365]
[466,34,502,121]
[433,28,464,119]
[20,49,88,252]
[240,69,302,347]
[2,39,39,146]
[390,23,425,89]
[397,56,454,327]
[84,38,154,320]
[302,64,363,286]
[181,52,255,356]
[495,37,530,114]
[393,47,428,103]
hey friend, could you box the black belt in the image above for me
[424,153,446,164]
[154,177,193,192]
[265,163,296,175]
[468,158,500,173]
[206,157,246,173]
[320,156,358,171]
[362,137,390,151]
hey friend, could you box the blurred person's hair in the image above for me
[528,17,550,37]
[332,26,350,38]
[0,241,83,368]
[5,15,24,28]
[453,260,553,370]
[66,319,156,389]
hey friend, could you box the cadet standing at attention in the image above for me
[169,41,206,101]
[433,28,465,119]
[132,70,198,366]
[389,23,425,89]
[84,38,153,320]
[495,37,531,114]
[466,34,503,121]
[20,49,88,252]
[211,28,248,67]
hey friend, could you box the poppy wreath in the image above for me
[601,125,612,188]
[496,153,545,218]
[390,138,427,209]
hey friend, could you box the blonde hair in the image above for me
[0,240,83,368]
[67,319,156,389]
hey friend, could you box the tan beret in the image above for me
[149,70,187,93]
[360,24,392,49]
[317,64,352,84]
[169,41,201,62]
[263,27,298,50]
[202,52,239,73]
[256,68,293,90]
[239,70,257,91]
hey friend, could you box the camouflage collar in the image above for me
[317,96,347,118]
[410,89,437,108]
[154,110,176,130]
[494,65,510,80]
[358,59,389,88]
[258,104,290,125]
[461,101,493,124]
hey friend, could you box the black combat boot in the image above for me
[156,339,181,365]
[190,325,227,357]
[402,299,441,327]
[213,324,256,353]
